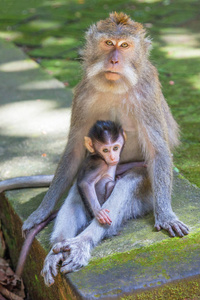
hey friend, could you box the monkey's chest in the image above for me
[109,106,143,162]
[109,104,136,131]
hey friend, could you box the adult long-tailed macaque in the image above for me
[77,120,146,225]
[0,12,189,286]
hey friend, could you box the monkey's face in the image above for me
[85,36,139,94]
[95,135,124,166]
[84,13,152,94]
[100,39,134,81]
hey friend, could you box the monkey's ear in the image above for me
[84,137,95,153]
[144,37,152,55]
[123,130,127,142]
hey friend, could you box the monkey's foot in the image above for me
[53,236,92,273]
[155,216,189,237]
[41,251,63,286]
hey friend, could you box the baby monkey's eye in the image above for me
[120,42,129,48]
[105,40,114,46]
[113,146,119,151]
[103,148,109,153]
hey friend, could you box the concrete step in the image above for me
[0,38,200,300]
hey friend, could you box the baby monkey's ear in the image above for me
[84,136,95,153]
[123,130,127,142]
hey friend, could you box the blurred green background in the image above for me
[0,0,199,186]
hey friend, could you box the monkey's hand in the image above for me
[22,207,51,236]
[95,209,112,225]
[52,236,92,273]
[155,214,189,237]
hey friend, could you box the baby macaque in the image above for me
[77,120,146,225]
[14,121,144,278]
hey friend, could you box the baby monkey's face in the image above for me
[96,135,124,166]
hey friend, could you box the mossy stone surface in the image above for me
[3,171,200,299]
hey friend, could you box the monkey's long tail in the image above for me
[0,175,54,193]
[15,210,58,278]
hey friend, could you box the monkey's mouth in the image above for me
[105,71,121,81]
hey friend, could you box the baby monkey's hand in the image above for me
[95,209,112,225]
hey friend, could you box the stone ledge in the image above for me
[0,173,199,299]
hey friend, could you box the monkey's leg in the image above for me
[50,183,90,244]
[54,169,152,274]
[41,183,90,285]
[104,181,115,200]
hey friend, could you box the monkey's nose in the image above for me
[111,59,119,64]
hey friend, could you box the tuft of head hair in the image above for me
[96,12,145,36]
[110,12,131,25]
[88,120,124,144]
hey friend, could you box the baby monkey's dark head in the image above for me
[84,120,126,166]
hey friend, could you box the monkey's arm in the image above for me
[78,180,101,215]
[116,161,147,176]
[138,88,189,237]
[78,180,111,225]
[0,175,53,193]
[77,164,112,225]
[22,125,86,233]
[22,86,91,233]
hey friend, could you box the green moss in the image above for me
[121,278,200,300]
[41,59,82,87]
[70,230,200,294]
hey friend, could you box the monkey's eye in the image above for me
[113,146,119,151]
[120,42,129,48]
[105,40,114,46]
[103,148,109,153]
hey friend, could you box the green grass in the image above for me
[0,0,199,186]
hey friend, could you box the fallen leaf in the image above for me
[0,270,6,283]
